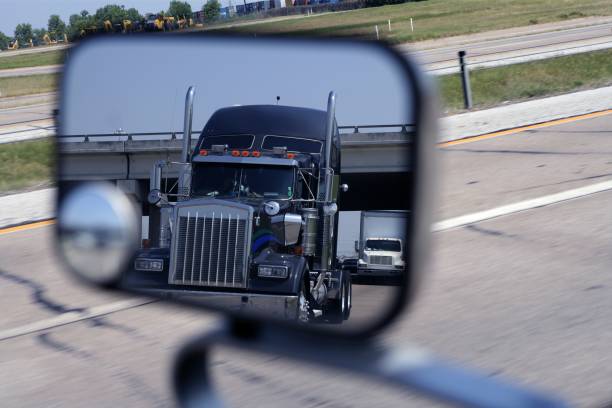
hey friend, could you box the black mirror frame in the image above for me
[54,31,438,340]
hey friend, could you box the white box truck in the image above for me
[337,210,408,283]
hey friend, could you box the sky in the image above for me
[1,0,208,35]
[60,36,415,135]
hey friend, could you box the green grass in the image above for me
[438,48,612,112]
[0,74,58,98]
[224,0,612,43]
[0,139,54,193]
[0,50,64,70]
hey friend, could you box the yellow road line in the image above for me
[0,219,55,235]
[439,109,612,147]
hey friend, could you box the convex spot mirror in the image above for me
[56,34,436,336]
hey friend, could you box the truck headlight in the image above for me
[134,258,164,272]
[257,265,288,279]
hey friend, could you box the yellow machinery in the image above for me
[103,20,113,32]
[164,16,176,30]
[122,19,132,33]
[154,16,165,31]
[178,16,193,29]
[8,39,18,50]
[43,33,57,45]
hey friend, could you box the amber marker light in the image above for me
[199,149,208,156]
[252,151,261,157]
[241,150,250,157]
[231,150,240,157]
[287,153,296,159]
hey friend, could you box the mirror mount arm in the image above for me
[173,319,568,408]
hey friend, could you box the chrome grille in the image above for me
[169,203,251,288]
[369,255,393,266]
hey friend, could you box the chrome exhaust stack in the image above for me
[178,86,196,198]
[316,91,337,274]
[323,91,336,203]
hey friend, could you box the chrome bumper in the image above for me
[140,288,299,320]
[354,267,402,277]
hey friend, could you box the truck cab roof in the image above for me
[195,104,341,170]
[200,105,329,140]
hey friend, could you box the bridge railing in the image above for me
[57,124,416,142]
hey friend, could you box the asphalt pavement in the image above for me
[0,112,611,407]
[405,20,612,73]
[0,102,54,126]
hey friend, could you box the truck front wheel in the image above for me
[325,273,351,323]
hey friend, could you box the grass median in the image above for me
[0,138,54,193]
[0,50,64,70]
[439,48,612,112]
[226,0,612,43]
[0,74,58,98]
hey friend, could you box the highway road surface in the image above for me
[0,102,54,126]
[0,65,61,78]
[1,112,611,407]
[0,44,70,58]
[405,20,612,73]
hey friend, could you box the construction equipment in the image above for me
[122,19,133,33]
[178,17,189,29]
[8,39,18,50]
[43,33,57,45]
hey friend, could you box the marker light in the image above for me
[252,151,261,157]
[231,150,240,157]
[199,149,208,156]
[241,150,250,157]
[287,153,296,159]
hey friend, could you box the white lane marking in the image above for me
[0,298,155,341]
[433,179,612,232]
[3,180,612,340]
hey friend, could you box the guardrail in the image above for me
[57,124,416,142]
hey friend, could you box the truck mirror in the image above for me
[55,34,436,337]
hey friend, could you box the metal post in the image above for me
[458,50,472,110]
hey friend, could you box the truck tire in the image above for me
[326,272,351,323]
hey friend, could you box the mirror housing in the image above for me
[56,33,437,337]
[58,183,139,286]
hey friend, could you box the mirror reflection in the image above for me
[58,183,139,285]
[58,36,416,329]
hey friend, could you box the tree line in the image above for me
[0,1,222,50]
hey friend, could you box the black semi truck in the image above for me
[125,87,352,323]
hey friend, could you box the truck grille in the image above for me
[369,255,393,266]
[169,202,252,288]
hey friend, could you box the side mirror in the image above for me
[58,183,139,286]
[56,34,436,336]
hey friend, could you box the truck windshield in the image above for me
[365,240,401,252]
[192,163,294,199]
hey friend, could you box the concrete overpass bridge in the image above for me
[58,125,413,211]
